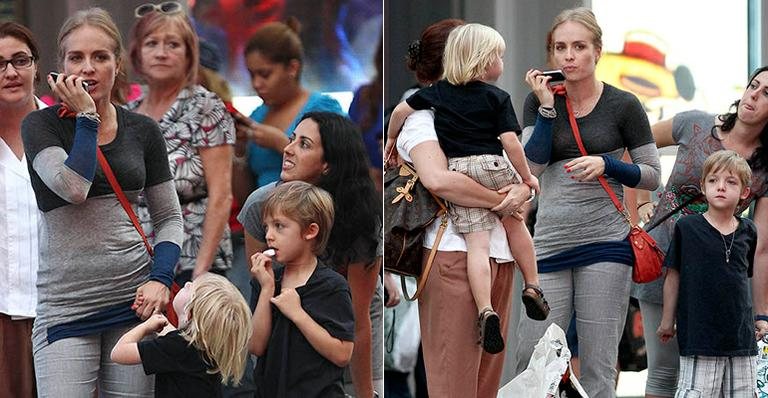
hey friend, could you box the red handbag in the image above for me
[559,90,663,283]
[96,148,182,325]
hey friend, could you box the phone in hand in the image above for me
[49,72,88,91]
[541,69,565,84]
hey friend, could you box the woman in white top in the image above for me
[388,19,530,398]
[0,21,44,398]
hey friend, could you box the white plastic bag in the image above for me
[384,277,421,373]
[498,323,589,398]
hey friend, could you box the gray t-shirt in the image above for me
[632,110,768,303]
[22,105,184,351]
[522,84,660,260]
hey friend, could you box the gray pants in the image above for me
[515,262,631,398]
[34,324,153,398]
[639,300,679,397]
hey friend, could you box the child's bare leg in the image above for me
[501,216,538,286]
[464,230,492,314]
[502,215,550,320]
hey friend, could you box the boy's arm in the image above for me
[752,198,768,337]
[248,252,275,356]
[500,132,539,193]
[110,314,170,365]
[657,268,679,343]
[270,288,354,368]
[385,101,416,145]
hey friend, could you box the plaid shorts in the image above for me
[447,154,518,234]
[675,355,756,397]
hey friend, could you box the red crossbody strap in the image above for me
[96,147,154,257]
[559,90,627,217]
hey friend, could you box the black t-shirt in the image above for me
[252,264,355,398]
[406,80,521,158]
[665,214,757,357]
[138,330,222,398]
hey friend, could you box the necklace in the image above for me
[719,227,737,263]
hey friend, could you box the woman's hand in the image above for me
[656,319,676,343]
[48,73,95,114]
[249,251,275,288]
[383,271,401,307]
[565,156,605,182]
[525,69,555,108]
[492,183,529,219]
[638,201,657,224]
[234,115,289,153]
[133,281,170,320]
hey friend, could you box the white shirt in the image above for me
[0,98,45,318]
[397,110,514,262]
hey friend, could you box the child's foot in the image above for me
[477,307,504,354]
[522,284,550,321]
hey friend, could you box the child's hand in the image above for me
[142,313,169,334]
[656,320,676,343]
[249,251,275,287]
[270,288,303,321]
[756,320,768,341]
[521,175,540,194]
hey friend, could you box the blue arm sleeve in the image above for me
[149,241,181,287]
[63,116,99,181]
[601,154,641,187]
[524,115,554,164]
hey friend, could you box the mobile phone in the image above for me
[541,69,565,83]
[49,72,88,91]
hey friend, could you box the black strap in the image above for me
[644,193,702,233]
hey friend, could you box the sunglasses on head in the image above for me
[134,1,183,18]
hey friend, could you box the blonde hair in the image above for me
[179,273,252,386]
[546,7,602,66]
[57,7,129,104]
[701,150,753,189]
[262,181,335,254]
[442,23,505,85]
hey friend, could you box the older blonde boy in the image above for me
[657,150,759,395]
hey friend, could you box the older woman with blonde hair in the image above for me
[128,4,235,285]
[22,8,183,396]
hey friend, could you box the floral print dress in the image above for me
[128,85,236,274]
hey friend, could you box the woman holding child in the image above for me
[633,66,768,397]
[385,19,533,397]
[516,7,661,397]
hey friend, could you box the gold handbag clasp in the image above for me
[392,164,419,204]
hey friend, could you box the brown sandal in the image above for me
[522,284,550,321]
[477,307,505,354]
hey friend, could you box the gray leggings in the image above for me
[639,300,679,397]
[515,262,631,398]
[34,324,153,398]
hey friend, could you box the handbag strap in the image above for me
[643,193,702,233]
[401,210,448,301]
[96,147,154,257]
[559,88,630,223]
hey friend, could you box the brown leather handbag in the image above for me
[384,161,448,300]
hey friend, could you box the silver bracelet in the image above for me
[76,111,101,124]
[538,105,557,119]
